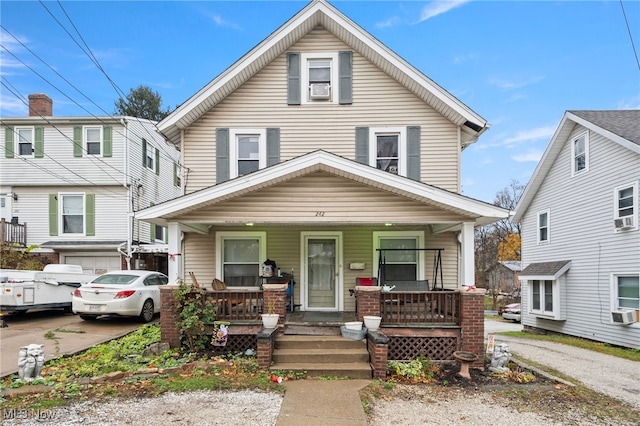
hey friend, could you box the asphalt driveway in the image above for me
[0,310,148,378]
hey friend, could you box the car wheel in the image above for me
[79,314,98,321]
[140,299,154,323]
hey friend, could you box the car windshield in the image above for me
[91,274,138,285]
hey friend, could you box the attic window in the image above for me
[301,52,338,104]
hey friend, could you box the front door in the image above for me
[301,232,342,311]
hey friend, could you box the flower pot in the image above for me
[261,313,279,329]
[363,315,381,331]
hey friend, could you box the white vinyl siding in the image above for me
[182,29,460,193]
[520,122,640,348]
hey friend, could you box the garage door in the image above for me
[64,255,121,275]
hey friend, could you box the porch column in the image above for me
[167,221,182,284]
[461,222,475,286]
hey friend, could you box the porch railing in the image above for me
[380,290,460,324]
[205,290,263,321]
[0,218,27,247]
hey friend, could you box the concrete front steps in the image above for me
[270,335,372,379]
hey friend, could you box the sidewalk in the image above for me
[276,379,371,426]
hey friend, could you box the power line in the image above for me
[619,0,640,72]
[0,25,183,169]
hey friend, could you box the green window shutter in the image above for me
[407,126,421,181]
[355,127,369,165]
[155,148,160,175]
[5,127,14,158]
[103,126,112,157]
[287,52,301,105]
[73,126,83,157]
[142,139,147,167]
[48,194,58,236]
[34,127,44,158]
[266,128,280,167]
[216,128,230,183]
[85,193,95,236]
[338,51,353,105]
[173,162,178,186]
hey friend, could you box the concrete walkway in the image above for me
[276,379,371,426]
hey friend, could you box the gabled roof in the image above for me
[513,110,640,223]
[518,260,571,281]
[137,150,509,227]
[158,0,488,146]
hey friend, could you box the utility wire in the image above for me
[619,0,640,71]
[1,25,182,169]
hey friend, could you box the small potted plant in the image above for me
[261,300,279,329]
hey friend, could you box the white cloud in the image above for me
[617,95,640,109]
[503,126,555,146]
[206,12,242,31]
[417,0,471,23]
[487,75,544,90]
[452,52,478,64]
[512,150,543,163]
[376,16,401,29]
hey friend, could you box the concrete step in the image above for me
[284,324,341,335]
[270,362,372,379]
[276,335,366,350]
[273,348,369,364]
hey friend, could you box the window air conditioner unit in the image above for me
[611,310,637,324]
[614,216,634,229]
[309,83,330,100]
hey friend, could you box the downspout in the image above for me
[122,118,132,271]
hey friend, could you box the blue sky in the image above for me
[1,1,638,203]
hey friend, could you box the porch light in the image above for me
[245,222,254,226]
[384,223,393,227]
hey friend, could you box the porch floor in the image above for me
[285,311,357,326]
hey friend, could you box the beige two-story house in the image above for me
[138,0,508,314]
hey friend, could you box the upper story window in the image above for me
[17,127,33,156]
[61,194,84,235]
[613,275,640,311]
[146,143,156,170]
[369,127,406,175]
[301,52,338,104]
[537,209,549,244]
[229,129,266,178]
[85,127,102,155]
[571,132,588,176]
[614,182,637,231]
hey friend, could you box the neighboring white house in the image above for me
[513,110,640,349]
[0,94,182,274]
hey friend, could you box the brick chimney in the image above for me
[28,94,53,117]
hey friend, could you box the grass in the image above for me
[497,330,640,362]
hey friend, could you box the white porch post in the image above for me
[461,221,475,286]
[167,222,182,284]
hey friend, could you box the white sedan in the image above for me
[72,270,168,322]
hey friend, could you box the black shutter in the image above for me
[216,128,230,183]
[407,126,421,181]
[287,52,301,105]
[355,127,369,165]
[339,51,353,105]
[266,128,280,166]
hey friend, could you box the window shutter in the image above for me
[216,128,230,183]
[34,127,44,158]
[173,162,178,186]
[142,139,147,167]
[407,126,421,181]
[48,194,58,236]
[155,149,160,175]
[103,126,112,157]
[5,127,14,158]
[287,52,301,105]
[73,126,83,157]
[85,193,95,236]
[339,51,353,105]
[266,128,280,166]
[355,127,369,164]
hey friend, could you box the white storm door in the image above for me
[301,232,342,311]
